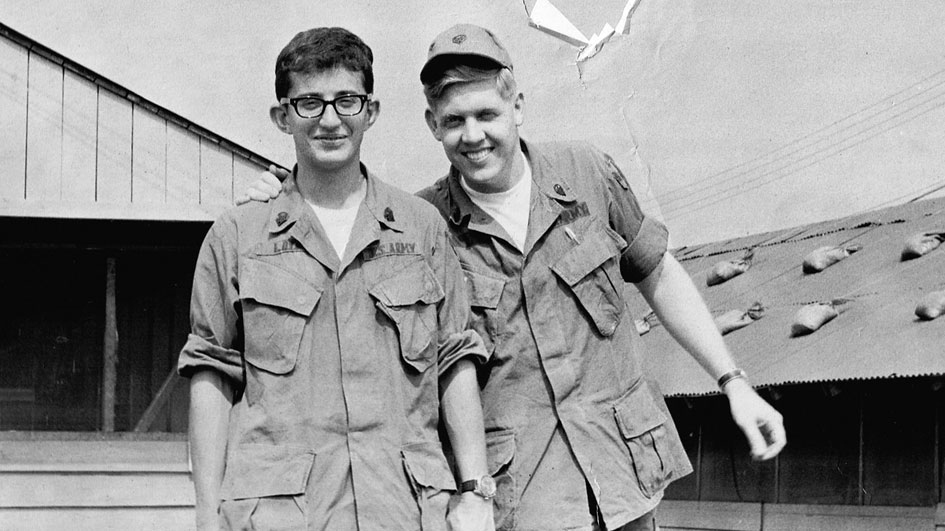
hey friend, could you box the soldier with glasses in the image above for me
[180,27,494,531]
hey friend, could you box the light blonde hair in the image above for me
[423,65,517,110]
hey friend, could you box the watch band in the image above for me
[459,474,497,499]
[459,479,479,493]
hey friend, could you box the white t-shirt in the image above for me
[460,159,532,252]
[307,179,367,260]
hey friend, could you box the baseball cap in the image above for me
[420,24,513,85]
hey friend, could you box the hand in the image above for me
[723,378,786,461]
[447,492,495,531]
[235,164,289,205]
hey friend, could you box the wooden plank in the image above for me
[658,500,761,531]
[165,122,200,207]
[132,105,167,203]
[199,139,232,207]
[764,503,934,531]
[0,38,28,201]
[0,473,195,506]
[25,54,63,201]
[0,198,223,221]
[61,71,98,202]
[134,371,182,433]
[102,257,118,432]
[0,463,188,472]
[0,507,195,531]
[0,440,187,468]
[97,90,132,203]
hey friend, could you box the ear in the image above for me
[512,92,525,127]
[270,103,292,134]
[424,108,442,141]
[363,98,381,130]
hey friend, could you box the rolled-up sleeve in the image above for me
[431,220,490,374]
[599,151,669,283]
[178,216,245,385]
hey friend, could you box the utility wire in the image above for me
[655,66,945,206]
[664,89,945,220]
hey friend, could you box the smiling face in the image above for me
[271,67,379,175]
[425,79,524,194]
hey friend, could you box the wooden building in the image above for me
[0,22,276,530]
[627,197,945,530]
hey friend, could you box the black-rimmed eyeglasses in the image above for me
[280,94,372,119]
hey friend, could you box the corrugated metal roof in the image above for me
[628,197,945,396]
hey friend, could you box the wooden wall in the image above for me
[665,379,944,508]
[0,32,267,222]
[0,437,194,531]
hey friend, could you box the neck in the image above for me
[296,159,364,209]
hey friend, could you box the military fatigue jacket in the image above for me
[418,141,693,531]
[179,167,488,531]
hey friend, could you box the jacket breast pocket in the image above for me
[613,381,679,498]
[369,262,445,372]
[551,223,627,336]
[240,258,321,375]
[463,268,505,355]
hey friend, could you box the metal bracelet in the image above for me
[717,368,748,390]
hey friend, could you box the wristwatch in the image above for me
[459,474,497,500]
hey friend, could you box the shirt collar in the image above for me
[444,139,578,227]
[267,163,405,235]
[521,139,578,203]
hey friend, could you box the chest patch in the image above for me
[363,241,420,260]
[557,201,590,226]
[265,238,305,255]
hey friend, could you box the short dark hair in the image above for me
[274,27,374,99]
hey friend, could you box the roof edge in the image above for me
[0,22,285,172]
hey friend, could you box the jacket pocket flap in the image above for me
[220,444,315,500]
[370,263,444,308]
[465,269,506,309]
[551,225,626,286]
[242,259,322,316]
[486,430,515,476]
[402,442,456,491]
[614,382,667,439]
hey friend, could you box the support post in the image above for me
[102,256,118,431]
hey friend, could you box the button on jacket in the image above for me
[178,167,488,531]
[418,141,693,531]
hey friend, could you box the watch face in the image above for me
[477,475,497,498]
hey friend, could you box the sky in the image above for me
[1,0,943,245]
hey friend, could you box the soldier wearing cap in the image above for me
[243,23,786,531]
[414,24,786,531]
[180,27,494,531]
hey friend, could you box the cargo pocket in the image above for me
[370,263,445,372]
[240,258,321,374]
[402,442,456,531]
[486,429,517,529]
[463,268,505,355]
[613,382,674,498]
[219,444,315,529]
[551,224,627,336]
